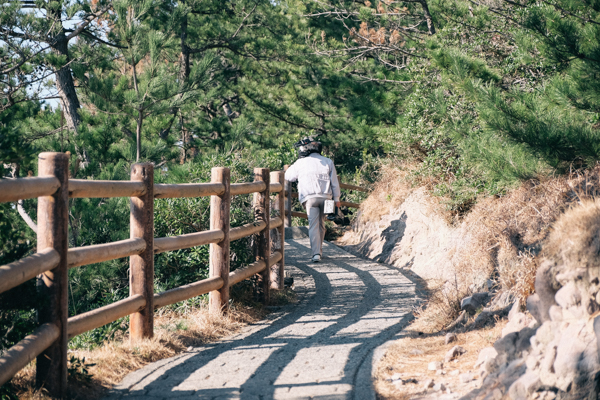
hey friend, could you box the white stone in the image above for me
[461,292,490,314]
[444,345,467,363]
[475,347,498,369]
[507,371,541,399]
[428,361,443,371]
[445,332,457,345]
[433,382,446,391]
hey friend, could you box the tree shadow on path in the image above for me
[107,238,420,400]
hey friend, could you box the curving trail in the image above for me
[106,230,417,400]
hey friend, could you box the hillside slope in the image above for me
[336,165,600,399]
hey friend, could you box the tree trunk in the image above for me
[179,9,190,82]
[46,6,81,133]
[137,109,143,161]
[179,6,191,163]
[419,0,436,35]
[46,5,88,168]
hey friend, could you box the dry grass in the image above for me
[416,167,600,331]
[374,319,506,400]
[544,198,600,271]
[372,165,600,398]
[348,163,600,337]
[9,303,265,400]
[358,161,436,223]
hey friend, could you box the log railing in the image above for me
[0,153,367,398]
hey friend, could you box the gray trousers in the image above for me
[303,197,327,257]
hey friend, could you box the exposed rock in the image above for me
[473,310,493,328]
[409,349,424,356]
[507,371,540,399]
[502,312,535,337]
[444,332,457,345]
[459,372,475,383]
[532,260,559,324]
[594,315,600,361]
[338,188,461,281]
[491,291,517,311]
[508,301,521,322]
[389,373,403,381]
[535,391,557,400]
[433,382,446,391]
[423,378,434,390]
[445,310,468,331]
[428,361,443,371]
[494,332,518,357]
[474,347,498,371]
[461,292,490,315]
[444,345,467,363]
[463,200,600,399]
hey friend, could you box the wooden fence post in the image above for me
[271,171,285,290]
[254,168,270,303]
[129,163,154,340]
[209,167,230,314]
[283,165,291,228]
[36,152,69,398]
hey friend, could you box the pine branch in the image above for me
[65,5,111,41]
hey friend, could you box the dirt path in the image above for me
[105,231,417,400]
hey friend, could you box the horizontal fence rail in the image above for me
[0,177,60,203]
[69,180,146,198]
[67,295,146,339]
[339,183,369,193]
[230,181,266,196]
[154,229,224,254]
[230,221,266,241]
[287,192,361,208]
[67,238,146,269]
[229,252,283,286]
[0,249,59,294]
[154,183,225,199]
[0,324,60,389]
[0,153,368,397]
[154,276,224,309]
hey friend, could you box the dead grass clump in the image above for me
[412,279,463,333]
[358,161,422,223]
[453,176,576,303]
[10,303,264,400]
[544,198,600,271]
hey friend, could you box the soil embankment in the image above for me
[338,166,600,399]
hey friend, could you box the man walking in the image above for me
[285,137,341,262]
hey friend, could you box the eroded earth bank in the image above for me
[338,166,600,400]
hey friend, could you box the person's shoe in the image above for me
[311,254,321,263]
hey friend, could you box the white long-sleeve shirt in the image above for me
[285,153,341,204]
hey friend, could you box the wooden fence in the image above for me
[0,153,368,398]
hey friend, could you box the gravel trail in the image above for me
[106,233,417,400]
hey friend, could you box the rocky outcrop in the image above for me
[465,200,600,400]
[339,188,489,289]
